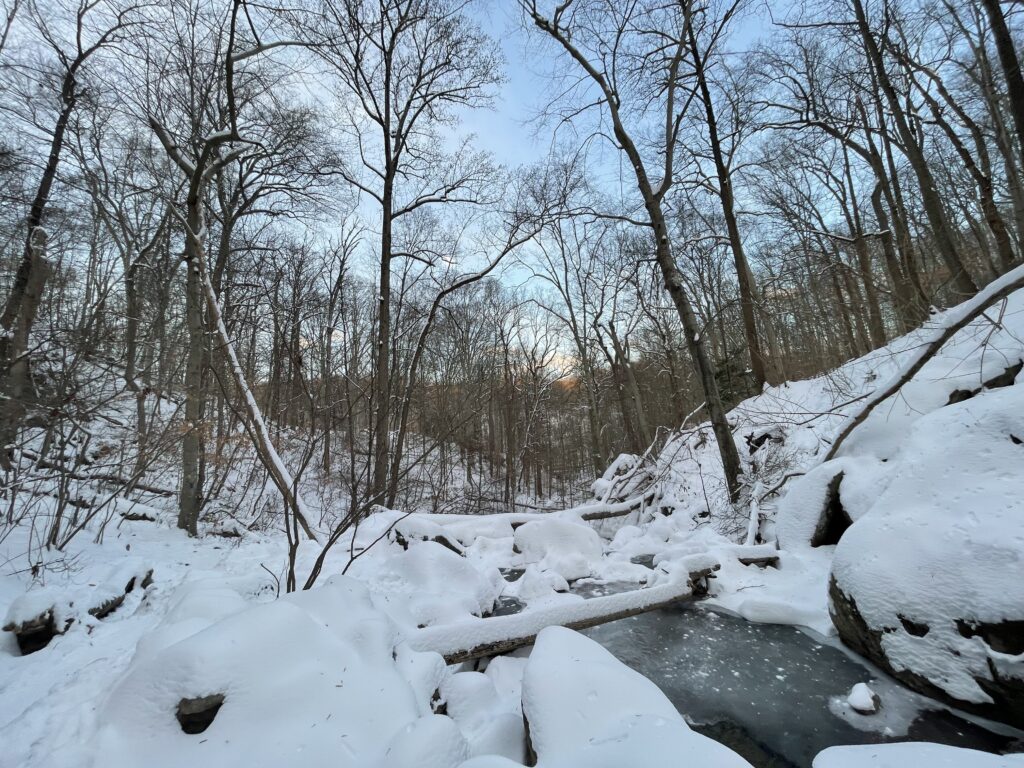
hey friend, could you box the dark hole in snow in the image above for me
[499,567,525,583]
[956,618,1024,655]
[899,615,930,637]
[630,554,656,570]
[484,596,525,617]
[1012,434,1023,445]
[946,388,976,405]
[176,694,224,734]
[810,471,851,547]
[5,610,61,655]
[431,689,447,716]
[984,359,1023,389]
[945,360,1022,406]
[745,430,783,455]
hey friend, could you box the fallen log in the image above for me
[409,567,716,665]
[422,489,658,530]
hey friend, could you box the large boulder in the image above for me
[829,386,1024,727]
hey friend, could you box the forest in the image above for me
[1,1,1024,767]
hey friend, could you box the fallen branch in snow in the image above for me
[825,264,1024,462]
[419,489,658,529]
[409,568,715,664]
[758,471,806,502]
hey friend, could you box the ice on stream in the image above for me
[581,606,1022,767]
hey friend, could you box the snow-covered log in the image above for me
[408,566,716,664]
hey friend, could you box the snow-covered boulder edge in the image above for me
[828,384,1024,727]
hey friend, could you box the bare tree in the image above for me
[0,0,139,469]
[298,0,502,508]
[522,0,744,501]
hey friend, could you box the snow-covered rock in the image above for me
[93,576,449,768]
[501,565,576,608]
[845,682,879,714]
[352,540,504,628]
[441,672,526,762]
[829,385,1024,727]
[775,457,887,549]
[513,519,602,582]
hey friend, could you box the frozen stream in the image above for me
[578,602,1024,767]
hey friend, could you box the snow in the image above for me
[774,457,885,549]
[813,742,1024,767]
[94,576,449,768]
[2,586,65,629]
[3,557,152,633]
[512,518,603,581]
[5,282,1024,767]
[350,540,504,628]
[441,673,526,762]
[520,626,752,767]
[380,716,471,768]
[501,565,578,608]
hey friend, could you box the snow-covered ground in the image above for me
[4,285,1024,766]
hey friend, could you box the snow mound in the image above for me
[813,742,1024,767]
[441,672,526,762]
[513,519,602,581]
[502,565,574,606]
[93,576,448,768]
[521,626,752,767]
[380,715,470,768]
[845,682,878,713]
[352,540,504,628]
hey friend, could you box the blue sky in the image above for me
[460,4,549,168]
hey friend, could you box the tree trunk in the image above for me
[178,198,206,537]
[981,0,1024,168]
[689,21,770,389]
[370,179,393,507]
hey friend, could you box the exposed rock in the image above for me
[2,567,152,654]
[829,576,1024,728]
[2,607,69,655]
[176,693,224,734]
[775,458,885,550]
[956,618,1024,656]
[944,359,1022,405]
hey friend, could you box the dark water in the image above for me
[581,605,1023,768]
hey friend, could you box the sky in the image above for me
[461,4,550,168]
